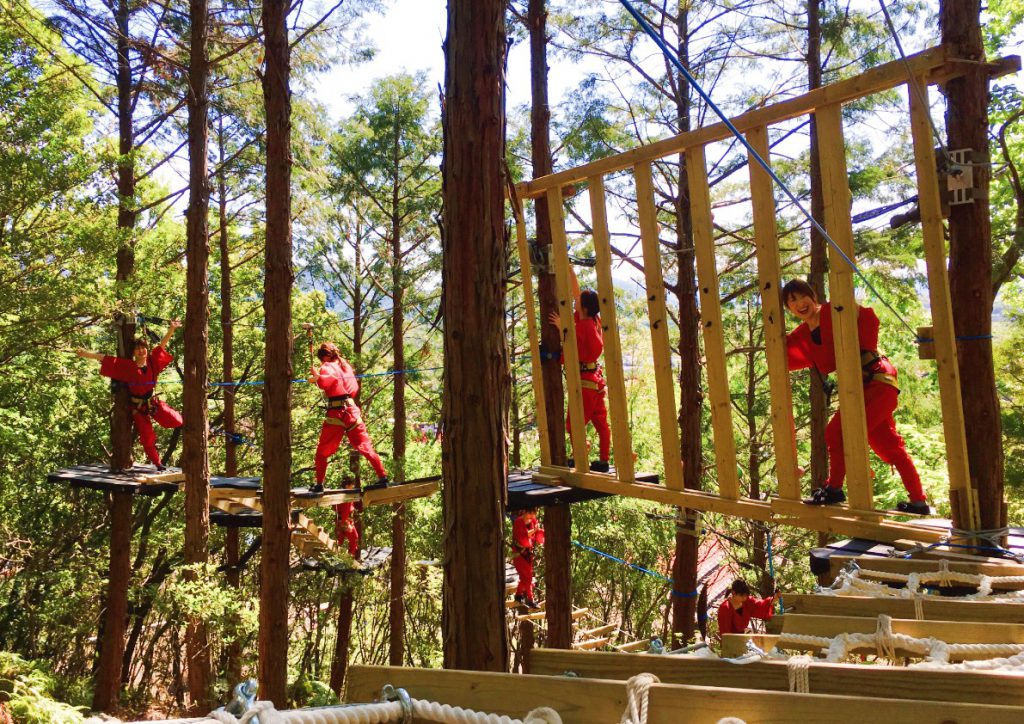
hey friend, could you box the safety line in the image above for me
[572,539,698,599]
[616,0,921,340]
[109,366,444,388]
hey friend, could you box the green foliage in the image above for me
[0,652,87,723]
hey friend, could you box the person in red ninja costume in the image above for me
[511,507,545,609]
[77,320,183,470]
[548,265,612,473]
[307,341,388,495]
[783,279,927,514]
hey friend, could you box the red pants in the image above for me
[513,553,534,597]
[825,382,924,502]
[315,404,387,484]
[133,400,183,466]
[334,502,359,556]
[566,385,611,461]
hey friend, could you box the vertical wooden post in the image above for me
[547,187,589,473]
[816,104,872,511]
[513,198,551,466]
[587,176,634,482]
[746,126,800,501]
[92,491,133,712]
[909,79,978,529]
[685,146,739,500]
[634,162,684,491]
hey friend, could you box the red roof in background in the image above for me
[696,534,739,606]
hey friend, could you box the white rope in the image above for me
[619,673,660,724]
[820,565,1024,601]
[913,596,923,620]
[875,614,897,663]
[786,655,813,694]
[715,719,747,724]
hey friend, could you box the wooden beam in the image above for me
[573,637,611,650]
[529,648,1024,707]
[547,187,589,474]
[777,613,1024,645]
[587,176,634,482]
[686,145,740,500]
[747,126,800,501]
[361,479,439,507]
[817,102,872,511]
[633,162,683,490]
[827,554,1024,581]
[909,78,978,529]
[783,593,1024,624]
[514,47,955,199]
[512,195,552,467]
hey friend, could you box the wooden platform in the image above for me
[508,468,657,511]
[48,463,181,495]
[780,592,1024,625]
[294,546,392,576]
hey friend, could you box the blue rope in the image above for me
[616,0,920,341]
[572,540,698,599]
[915,334,993,344]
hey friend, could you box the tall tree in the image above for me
[259,0,293,704]
[442,0,510,671]
[942,0,1005,529]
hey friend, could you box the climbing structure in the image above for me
[511,45,1021,545]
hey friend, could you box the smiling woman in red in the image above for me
[77,321,183,469]
[717,579,778,635]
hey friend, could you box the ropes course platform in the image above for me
[508,468,658,511]
[294,545,392,576]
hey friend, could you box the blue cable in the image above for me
[616,0,920,340]
[112,366,443,388]
[572,540,698,599]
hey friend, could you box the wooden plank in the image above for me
[747,126,801,501]
[827,554,1024,581]
[686,145,740,500]
[816,103,872,511]
[614,639,651,653]
[576,623,617,638]
[573,636,611,650]
[587,176,635,482]
[547,187,590,474]
[530,648,1024,707]
[909,78,978,530]
[294,513,336,552]
[784,593,1024,624]
[633,162,683,490]
[513,194,552,467]
[778,613,1024,645]
[344,665,1024,724]
[514,47,954,199]
[361,479,439,507]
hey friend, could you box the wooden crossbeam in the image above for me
[573,636,611,650]
[782,593,1024,624]
[777,612,1024,645]
[576,623,617,638]
[613,639,651,653]
[344,665,1024,724]
[827,554,1024,582]
[529,648,1024,708]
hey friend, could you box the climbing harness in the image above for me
[326,395,355,410]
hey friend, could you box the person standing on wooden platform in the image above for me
[548,265,612,472]
[782,279,927,514]
[511,507,544,609]
[76,320,184,470]
[308,342,388,495]
[717,579,779,635]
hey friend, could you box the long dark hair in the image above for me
[580,289,600,318]
[781,278,818,307]
[316,342,341,362]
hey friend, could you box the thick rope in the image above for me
[786,655,813,693]
[619,673,660,724]
[820,565,1024,601]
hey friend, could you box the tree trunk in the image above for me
[528,0,572,650]
[259,0,293,704]
[389,172,407,667]
[672,5,701,647]
[941,0,1005,529]
[224,528,241,686]
[183,0,212,708]
[329,587,354,694]
[91,492,132,712]
[441,0,509,671]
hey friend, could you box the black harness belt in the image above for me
[327,395,354,410]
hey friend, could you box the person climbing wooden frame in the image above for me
[717,578,779,635]
[547,265,612,473]
[308,341,388,494]
[76,320,183,469]
[511,507,545,609]
[782,279,927,514]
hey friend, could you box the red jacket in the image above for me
[512,515,544,554]
[562,311,604,383]
[100,347,173,396]
[316,359,359,398]
[786,303,897,385]
[717,595,775,635]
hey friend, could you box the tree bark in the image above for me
[441,0,509,671]
[389,159,407,667]
[941,0,1005,529]
[91,492,132,712]
[527,0,573,650]
[219,117,237,481]
[259,0,293,704]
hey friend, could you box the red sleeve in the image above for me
[316,363,334,392]
[338,358,360,396]
[150,346,173,375]
[746,596,775,621]
[533,526,545,546]
[717,600,739,634]
[857,306,880,350]
[99,355,138,382]
[513,517,531,549]
[786,326,812,371]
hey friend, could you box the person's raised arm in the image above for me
[568,265,582,314]
[75,349,104,362]
[158,319,181,349]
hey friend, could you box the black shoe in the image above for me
[525,597,541,610]
[896,500,930,515]
[364,477,389,491]
[308,482,324,495]
[803,486,846,506]
[591,460,610,473]
[566,458,575,468]
[514,594,527,606]
[155,464,167,472]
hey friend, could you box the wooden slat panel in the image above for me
[587,176,635,482]
[827,554,1024,581]
[547,188,589,474]
[908,79,978,529]
[686,145,740,499]
[784,593,1024,624]
[747,126,801,501]
[513,195,552,466]
[778,613,1024,643]
[816,103,872,511]
[633,162,683,490]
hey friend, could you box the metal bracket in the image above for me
[946,148,982,206]
[529,240,552,275]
